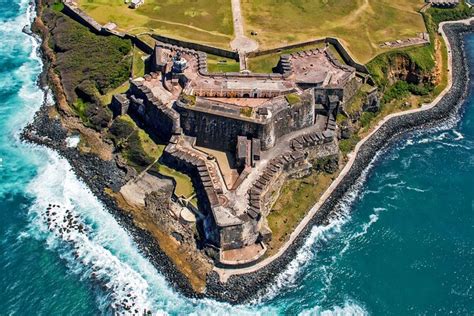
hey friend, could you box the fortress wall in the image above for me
[160,146,223,246]
[62,3,103,33]
[176,93,316,151]
[151,34,238,60]
[176,94,316,152]
[62,3,154,54]
[176,104,270,151]
[128,82,180,141]
[272,93,315,140]
[247,38,326,58]
[124,35,154,54]
[325,37,369,73]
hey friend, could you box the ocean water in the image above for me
[0,1,473,315]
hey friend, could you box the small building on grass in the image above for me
[129,0,144,9]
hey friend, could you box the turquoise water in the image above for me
[1,1,473,314]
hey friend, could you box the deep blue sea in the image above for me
[1,1,473,315]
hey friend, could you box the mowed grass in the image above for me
[77,0,233,48]
[247,42,326,73]
[206,54,240,73]
[241,0,427,63]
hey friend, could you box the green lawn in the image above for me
[77,0,233,48]
[247,42,326,73]
[206,54,240,73]
[154,164,195,198]
[241,0,427,63]
[132,46,146,78]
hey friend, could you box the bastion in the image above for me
[112,41,368,266]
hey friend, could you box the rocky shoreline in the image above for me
[21,20,473,306]
[204,22,474,303]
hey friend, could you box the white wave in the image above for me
[26,150,156,314]
[24,147,272,315]
[255,149,386,303]
[339,207,385,257]
[437,141,471,150]
[299,301,368,316]
[453,130,464,140]
[405,186,429,193]
[254,211,349,303]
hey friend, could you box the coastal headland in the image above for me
[21,0,473,306]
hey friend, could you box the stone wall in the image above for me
[62,2,154,54]
[326,37,368,73]
[127,81,181,141]
[176,91,316,151]
[176,102,269,150]
[247,38,326,58]
[272,92,315,140]
[151,34,238,60]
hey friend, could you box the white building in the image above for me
[129,0,144,9]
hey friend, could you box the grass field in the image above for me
[206,54,240,73]
[247,42,327,73]
[241,0,427,63]
[77,0,233,48]
[266,171,334,256]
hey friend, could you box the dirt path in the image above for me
[230,0,258,60]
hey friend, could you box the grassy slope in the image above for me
[77,0,233,48]
[46,9,132,99]
[109,115,195,199]
[241,0,426,63]
[266,171,334,256]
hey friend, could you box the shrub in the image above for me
[240,106,253,117]
[285,93,301,106]
[123,131,154,167]
[339,135,360,155]
[45,11,132,101]
[360,112,376,128]
[108,116,136,144]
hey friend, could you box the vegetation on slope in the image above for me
[359,1,472,147]
[267,157,338,255]
[270,2,472,241]
[43,2,133,130]
[108,115,195,199]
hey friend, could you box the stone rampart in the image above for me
[247,38,326,58]
[325,37,369,73]
[175,101,270,150]
[205,22,472,304]
[151,34,238,60]
[62,2,154,54]
[175,91,316,151]
[127,80,181,141]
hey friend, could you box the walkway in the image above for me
[214,17,474,282]
[229,0,258,70]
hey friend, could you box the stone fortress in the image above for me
[112,41,375,266]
